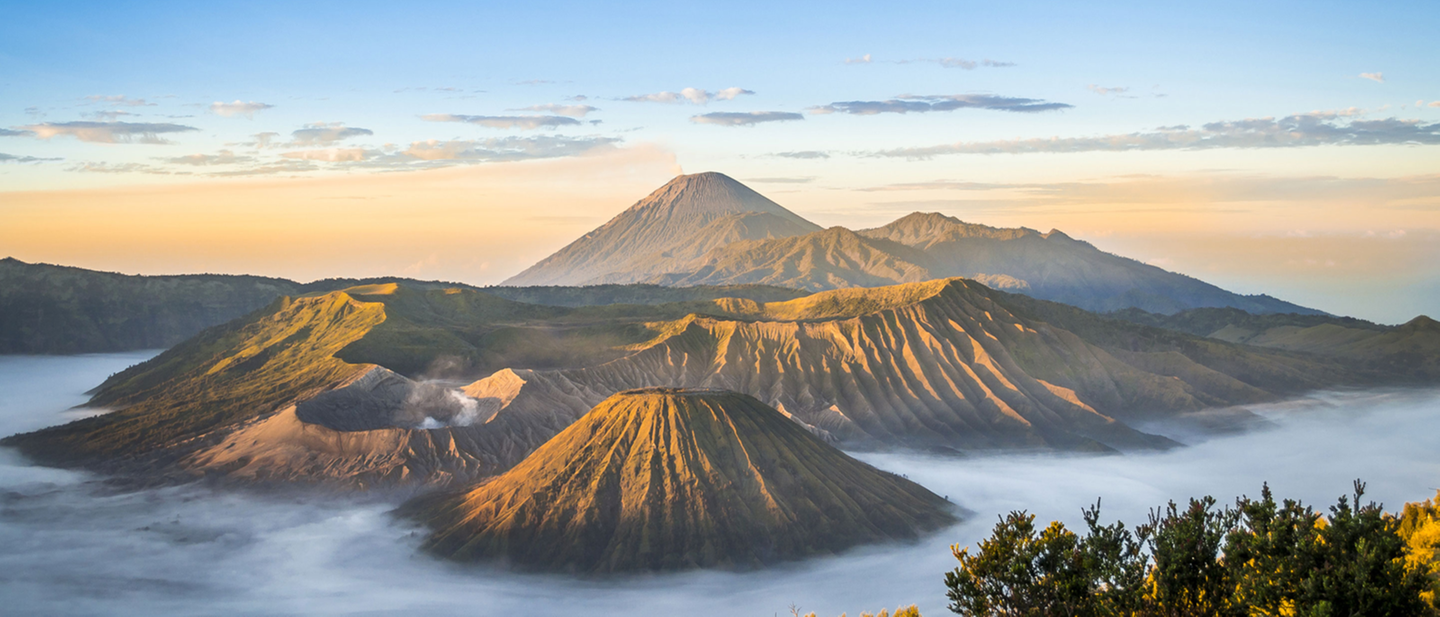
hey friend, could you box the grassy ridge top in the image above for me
[2,292,385,466]
[411,388,956,573]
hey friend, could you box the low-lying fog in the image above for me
[3,352,1438,617]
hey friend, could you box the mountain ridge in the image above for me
[505,175,1320,315]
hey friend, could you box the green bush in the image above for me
[945,481,1435,616]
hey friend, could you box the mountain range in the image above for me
[504,172,1318,315]
[3,170,1436,575]
[0,256,803,354]
[5,276,1402,488]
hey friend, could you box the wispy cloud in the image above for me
[84,95,155,107]
[0,152,62,163]
[400,135,617,162]
[810,94,1072,115]
[932,57,1015,69]
[421,114,581,130]
[623,87,754,105]
[18,121,199,144]
[845,54,872,65]
[84,110,137,121]
[1086,85,1130,96]
[210,100,275,118]
[160,149,254,166]
[207,159,317,177]
[773,150,830,159]
[744,176,814,183]
[289,123,374,146]
[691,111,804,126]
[854,173,1440,216]
[508,104,597,118]
[1360,72,1385,83]
[871,110,1440,158]
[280,148,370,162]
[0,128,36,137]
[68,161,177,174]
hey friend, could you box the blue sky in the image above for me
[1,0,1437,321]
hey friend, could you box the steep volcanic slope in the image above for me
[3,279,1358,487]
[407,388,957,573]
[0,283,695,472]
[503,172,823,286]
[656,227,935,291]
[461,279,1342,454]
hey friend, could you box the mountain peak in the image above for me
[1400,315,1438,332]
[408,388,956,573]
[503,173,820,286]
[621,171,791,218]
[859,212,1036,248]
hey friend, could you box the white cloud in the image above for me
[1360,72,1385,83]
[161,149,253,165]
[400,135,618,162]
[773,150,830,159]
[623,87,755,105]
[421,114,581,130]
[691,111,804,126]
[289,123,374,146]
[1087,85,1130,96]
[68,161,175,174]
[84,95,155,107]
[845,54,872,65]
[810,94,1072,115]
[509,104,597,118]
[85,110,137,121]
[0,152,61,163]
[18,121,198,144]
[210,100,275,119]
[872,111,1440,158]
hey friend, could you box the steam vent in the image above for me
[405,388,958,574]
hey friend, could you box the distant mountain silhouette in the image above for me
[406,388,957,573]
[507,177,1320,315]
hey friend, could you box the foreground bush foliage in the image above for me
[945,481,1439,616]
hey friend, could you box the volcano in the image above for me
[406,388,957,573]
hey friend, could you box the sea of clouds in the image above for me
[1,352,1437,616]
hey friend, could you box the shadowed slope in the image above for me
[461,279,1343,454]
[503,172,822,286]
[657,227,934,292]
[1112,308,1440,381]
[408,388,957,573]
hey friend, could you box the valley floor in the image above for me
[2,353,1438,617]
